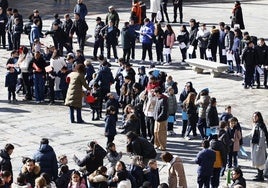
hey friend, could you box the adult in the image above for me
[163,24,175,65]
[126,131,157,165]
[255,38,268,88]
[218,22,227,64]
[195,139,216,188]
[29,51,46,103]
[196,23,210,60]
[62,14,73,51]
[161,152,187,188]
[73,0,88,20]
[33,138,58,181]
[28,9,43,36]
[92,17,105,61]
[231,1,245,30]
[73,141,107,176]
[172,0,183,23]
[224,25,235,73]
[251,112,268,181]
[105,5,120,28]
[0,143,14,177]
[121,22,132,63]
[207,26,219,62]
[206,97,219,134]
[153,86,168,151]
[188,18,199,59]
[177,25,189,62]
[0,7,7,49]
[230,167,246,188]
[150,0,161,23]
[20,158,41,187]
[160,0,169,23]
[65,64,91,123]
[70,12,88,53]
[231,29,243,74]
[0,0,8,14]
[6,7,13,50]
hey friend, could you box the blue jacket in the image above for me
[5,69,20,87]
[195,148,215,176]
[33,144,58,180]
[73,3,88,20]
[105,114,117,136]
[139,22,154,44]
[30,24,40,44]
[95,66,114,91]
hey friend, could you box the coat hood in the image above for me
[138,66,146,75]
[38,144,54,153]
[0,149,10,160]
[21,163,41,175]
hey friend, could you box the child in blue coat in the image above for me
[105,106,117,145]
[5,66,20,103]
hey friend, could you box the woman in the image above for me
[161,152,187,188]
[177,25,189,63]
[154,23,164,65]
[163,24,175,65]
[207,26,220,62]
[231,1,245,30]
[251,111,268,181]
[65,64,91,123]
[232,29,243,74]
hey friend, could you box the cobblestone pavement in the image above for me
[1,0,268,187]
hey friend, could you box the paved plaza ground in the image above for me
[1,0,268,187]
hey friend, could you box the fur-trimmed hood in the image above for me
[88,173,108,183]
[21,163,41,175]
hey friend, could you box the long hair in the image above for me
[184,92,196,105]
[253,111,264,123]
[154,23,163,36]
[166,24,174,34]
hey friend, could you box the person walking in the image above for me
[231,1,245,30]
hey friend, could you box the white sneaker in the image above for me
[115,58,118,62]
[107,59,110,62]
[163,62,170,66]
[184,136,191,140]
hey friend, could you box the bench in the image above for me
[185,58,229,77]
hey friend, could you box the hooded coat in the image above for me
[20,163,41,187]
[0,149,12,174]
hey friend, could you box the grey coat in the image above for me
[195,95,210,119]
[167,94,178,115]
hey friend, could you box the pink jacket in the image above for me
[165,33,175,48]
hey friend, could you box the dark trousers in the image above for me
[106,44,118,59]
[180,47,187,61]
[93,39,104,58]
[234,51,242,73]
[7,32,13,50]
[92,108,101,119]
[189,49,197,59]
[160,3,169,22]
[123,48,131,63]
[62,89,67,102]
[22,72,32,100]
[58,43,72,56]
[197,175,210,188]
[0,32,6,48]
[264,68,268,86]
[48,79,55,102]
[69,106,82,123]
[33,73,45,102]
[8,85,16,100]
[173,2,183,22]
[139,113,147,138]
[145,116,155,144]
[151,13,157,23]
[12,34,21,50]
[181,119,188,136]
[199,47,207,60]
[210,168,221,188]
[197,117,206,139]
[244,67,254,87]
[219,47,227,64]
[77,35,86,52]
[228,150,238,168]
[156,44,163,62]
[130,40,136,59]
[186,115,197,136]
[142,43,153,61]
[106,135,115,145]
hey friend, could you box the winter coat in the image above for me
[0,13,7,34]
[153,94,168,122]
[231,176,246,188]
[231,5,245,30]
[94,66,114,91]
[104,26,120,46]
[73,145,107,176]
[65,72,90,108]
[168,156,187,188]
[45,27,69,48]
[255,44,268,66]
[5,69,20,87]
[150,0,161,13]
[117,179,131,188]
[195,148,216,177]
[33,144,58,180]
[220,112,233,122]
[189,25,198,47]
[73,3,88,20]
[123,119,140,135]
[67,181,86,188]
[106,151,122,168]
[105,114,117,136]
[206,105,219,128]
[94,21,105,41]
[56,170,72,188]
[225,31,235,51]
[241,46,257,68]
[197,29,210,48]
[105,10,120,28]
[0,149,12,174]
[70,18,88,37]
[195,95,210,119]
[20,163,41,187]
[228,127,242,152]
[121,26,132,49]
[62,19,73,36]
[207,28,219,50]
[164,31,175,49]
[167,94,177,115]
[128,164,144,187]
[177,30,189,46]
[88,173,108,188]
[30,24,40,44]
[143,92,157,117]
[144,168,160,188]
[251,122,268,167]
[210,139,227,167]
[139,22,154,44]
[219,128,231,153]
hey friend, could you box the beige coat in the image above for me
[168,156,187,188]
[65,72,90,108]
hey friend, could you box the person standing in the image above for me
[154,23,164,64]
[232,29,243,74]
[0,7,7,49]
[92,17,105,61]
[153,86,168,151]
[28,9,43,37]
[0,143,14,181]
[163,24,175,65]
[195,139,216,188]
[172,0,183,23]
[177,25,189,62]
[73,0,88,20]
[255,38,268,88]
[231,1,245,30]
[33,138,58,181]
[206,97,219,136]
[251,111,268,181]
[70,13,88,53]
[62,14,74,52]
[150,0,161,23]
[29,18,41,51]
[65,64,91,123]
[218,22,227,64]
[6,7,13,50]
[207,26,219,62]
[121,22,132,63]
[0,0,8,14]
[161,152,187,188]
[105,6,120,28]
[160,0,169,23]
[196,23,210,60]
[188,19,199,59]
[224,25,235,73]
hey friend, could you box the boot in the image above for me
[253,169,264,181]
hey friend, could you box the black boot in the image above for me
[253,169,264,181]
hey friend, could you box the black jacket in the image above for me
[153,94,168,122]
[206,105,219,128]
[70,18,88,37]
[241,46,257,68]
[0,149,12,174]
[104,26,120,46]
[255,44,268,66]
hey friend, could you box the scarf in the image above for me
[232,4,240,14]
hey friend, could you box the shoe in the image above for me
[40,100,45,103]
[256,85,260,89]
[91,57,98,61]
[115,58,118,62]
[150,60,154,65]
[184,136,191,140]
[12,99,18,104]
[139,60,145,64]
[163,62,170,66]
[156,61,161,65]
[107,59,110,62]
[77,120,85,124]
[48,101,55,105]
[264,85,268,89]
[8,100,11,103]
[36,101,41,104]
[172,20,177,23]
[94,117,100,120]
[253,177,264,182]
[170,131,176,135]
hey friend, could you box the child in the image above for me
[32,39,44,54]
[88,166,108,188]
[57,66,70,102]
[144,159,160,188]
[106,93,120,120]
[128,156,145,187]
[5,66,21,103]
[67,171,86,188]
[56,165,72,188]
[1,171,12,188]
[121,104,135,128]
[12,18,23,50]
[74,49,85,65]
[104,106,117,145]
[227,117,242,168]
[90,83,102,121]
[106,142,122,175]
[84,59,95,85]
[11,174,31,188]
[166,87,178,136]
[58,154,68,168]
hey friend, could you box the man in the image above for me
[188,18,199,59]
[62,13,73,51]
[70,12,88,53]
[0,0,8,14]
[92,17,105,60]
[0,7,7,49]
[231,167,246,188]
[153,86,168,151]
[224,25,235,73]
[33,138,58,181]
[0,143,14,176]
[105,5,120,28]
[20,158,41,187]
[172,0,183,23]
[255,38,268,88]
[5,7,13,50]
[196,23,210,60]
[121,22,132,63]
[160,0,169,23]
[45,22,71,56]
[73,0,88,20]
[218,22,227,64]
[139,18,154,65]
[195,139,216,188]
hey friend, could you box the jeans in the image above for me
[33,73,45,102]
[69,106,82,123]
[197,118,206,139]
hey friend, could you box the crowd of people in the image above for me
[1,0,268,187]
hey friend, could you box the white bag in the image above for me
[206,49,212,58]
[256,66,264,75]
[163,48,171,55]
[227,52,234,61]
[179,42,186,49]
[187,45,194,55]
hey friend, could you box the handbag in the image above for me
[86,94,96,104]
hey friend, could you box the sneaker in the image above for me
[163,62,170,66]
[115,58,118,62]
[170,131,176,135]
[36,101,41,104]
[184,136,191,140]
[8,100,11,103]
[107,59,110,62]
